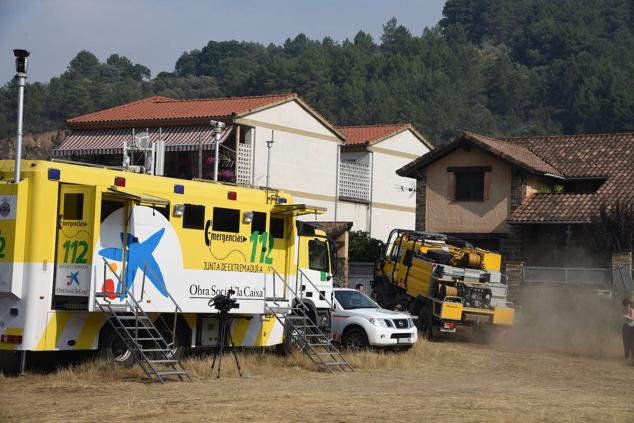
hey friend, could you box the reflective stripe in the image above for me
[36,312,71,351]
[73,313,106,350]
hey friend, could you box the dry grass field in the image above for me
[1,334,633,423]
[2,289,632,422]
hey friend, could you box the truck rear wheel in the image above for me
[417,305,434,342]
[473,325,492,344]
[98,325,135,367]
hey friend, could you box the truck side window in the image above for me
[308,239,329,273]
[251,212,266,234]
[151,204,170,221]
[390,243,403,262]
[213,207,240,233]
[100,199,123,223]
[270,217,285,239]
[183,204,205,229]
[63,193,84,220]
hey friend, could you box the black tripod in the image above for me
[209,294,242,379]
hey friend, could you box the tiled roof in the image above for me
[66,93,297,128]
[464,132,562,176]
[506,132,634,223]
[397,131,561,178]
[509,193,597,223]
[398,131,634,223]
[337,123,429,147]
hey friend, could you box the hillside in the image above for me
[2,0,634,159]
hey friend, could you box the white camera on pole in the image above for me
[210,120,226,181]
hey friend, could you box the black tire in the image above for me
[342,327,369,352]
[472,325,492,344]
[372,283,387,307]
[98,325,135,367]
[417,304,434,342]
[276,319,295,356]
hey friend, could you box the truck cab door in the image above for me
[53,184,96,310]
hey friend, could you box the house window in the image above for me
[456,171,485,201]
[448,166,491,202]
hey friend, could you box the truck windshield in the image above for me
[308,239,330,273]
[334,290,379,310]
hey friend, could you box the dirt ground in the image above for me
[2,288,632,422]
[1,334,633,423]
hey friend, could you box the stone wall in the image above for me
[501,170,528,299]
[415,173,426,231]
[612,251,632,270]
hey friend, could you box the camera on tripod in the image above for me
[209,289,240,313]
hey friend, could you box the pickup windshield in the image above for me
[335,290,379,310]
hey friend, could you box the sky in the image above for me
[0,0,446,84]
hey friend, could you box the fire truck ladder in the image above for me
[265,268,353,373]
[95,259,192,383]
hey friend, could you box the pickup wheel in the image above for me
[342,327,369,352]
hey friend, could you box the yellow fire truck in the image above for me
[372,229,514,340]
[0,160,339,377]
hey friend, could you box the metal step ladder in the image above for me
[95,259,192,383]
[265,269,353,373]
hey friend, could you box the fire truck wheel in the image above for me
[472,325,492,344]
[98,326,135,367]
[371,281,386,307]
[417,305,434,342]
[342,327,369,352]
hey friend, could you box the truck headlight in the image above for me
[369,318,388,328]
[408,318,414,328]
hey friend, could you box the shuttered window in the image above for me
[447,166,491,202]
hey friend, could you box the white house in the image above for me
[55,95,431,240]
[337,124,432,241]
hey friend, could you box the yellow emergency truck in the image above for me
[372,229,514,341]
[0,160,336,377]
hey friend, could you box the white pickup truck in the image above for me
[331,288,417,351]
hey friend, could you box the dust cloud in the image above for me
[497,285,625,358]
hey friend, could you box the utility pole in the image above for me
[13,49,29,184]
[266,130,274,188]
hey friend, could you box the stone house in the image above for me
[397,131,634,292]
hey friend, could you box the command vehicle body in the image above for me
[0,160,333,357]
[372,229,514,339]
